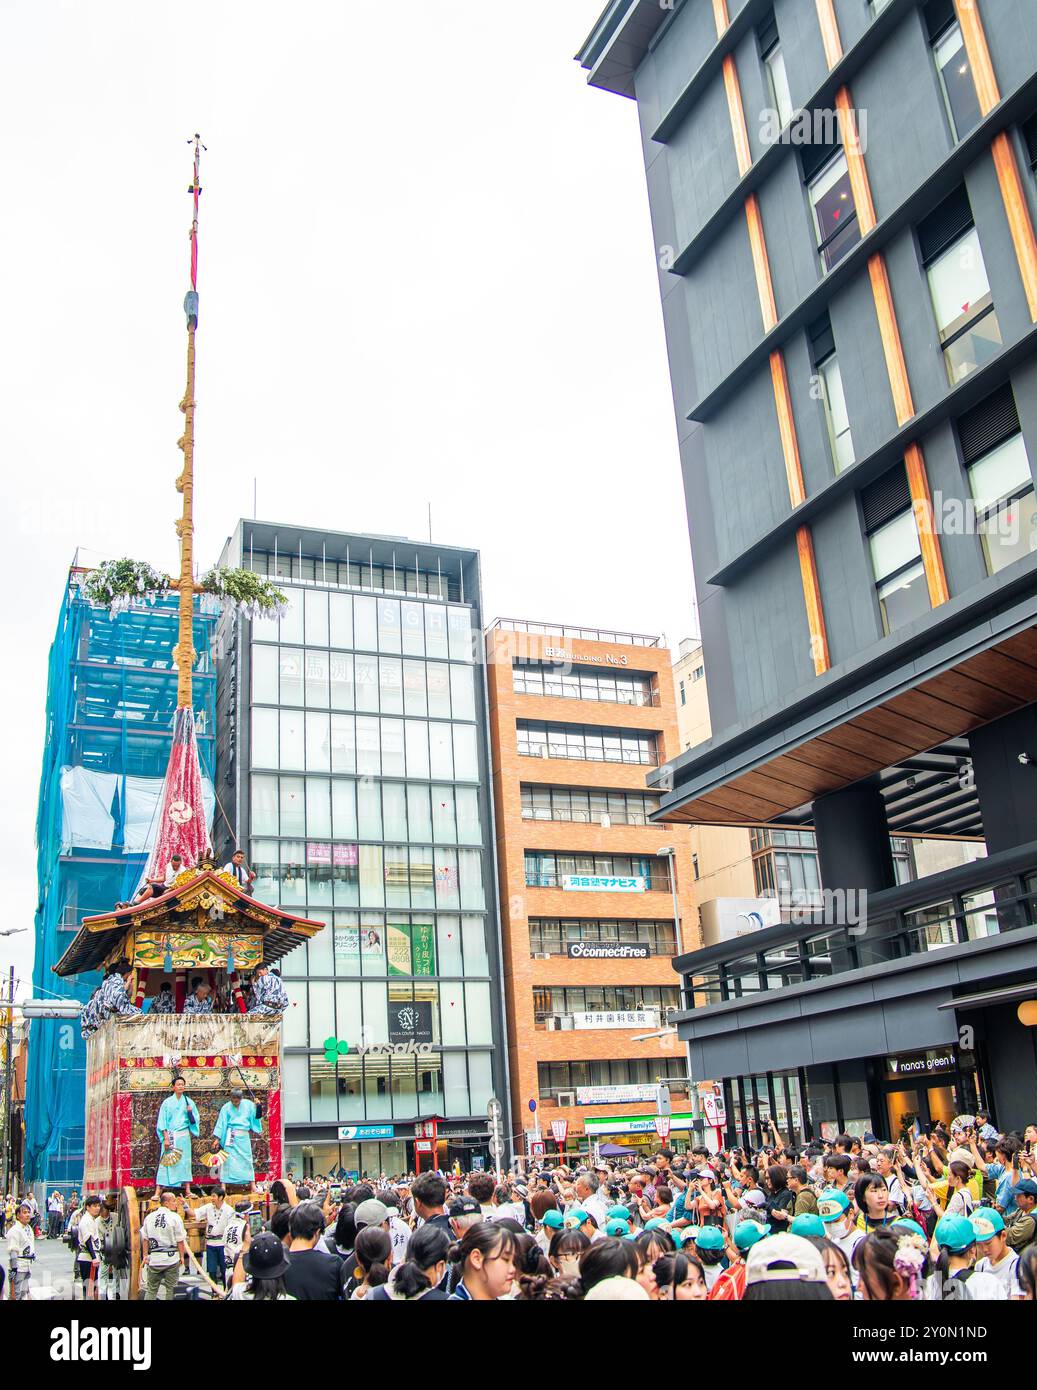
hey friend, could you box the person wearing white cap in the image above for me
[742,1233,833,1301]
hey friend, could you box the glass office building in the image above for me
[216,522,508,1178]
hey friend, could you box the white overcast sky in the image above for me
[1,1,697,993]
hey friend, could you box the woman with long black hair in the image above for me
[367,1222,452,1301]
[447,1222,517,1301]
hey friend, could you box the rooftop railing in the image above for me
[675,842,1037,1013]
[489,617,662,647]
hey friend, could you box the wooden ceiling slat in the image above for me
[920,668,1023,720]
[732,768,817,804]
[884,688,973,737]
[956,648,1037,701]
[851,705,946,749]
[996,627,1037,668]
[812,723,909,764]
[773,738,880,781]
[763,753,847,795]
[690,781,787,819]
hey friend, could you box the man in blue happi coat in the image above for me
[247,963,289,1017]
[212,1087,263,1185]
[156,1074,200,1187]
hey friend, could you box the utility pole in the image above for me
[2,965,14,1196]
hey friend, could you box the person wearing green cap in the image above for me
[927,1213,1007,1300]
[692,1224,726,1293]
[790,1212,826,1239]
[972,1208,1022,1297]
[817,1187,864,1270]
[604,1217,631,1238]
[709,1215,770,1300]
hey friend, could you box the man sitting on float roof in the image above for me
[163,852,186,887]
[114,875,166,911]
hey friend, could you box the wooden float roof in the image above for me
[53,869,323,977]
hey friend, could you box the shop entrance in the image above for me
[881,1046,985,1139]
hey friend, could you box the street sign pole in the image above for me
[2,967,14,1197]
[487,1097,504,1181]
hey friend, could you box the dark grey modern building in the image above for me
[215,521,510,1176]
[579,0,1037,1143]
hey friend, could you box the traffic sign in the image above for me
[529,1139,545,1159]
[489,1137,504,1159]
[487,1097,503,1122]
[528,1098,537,1113]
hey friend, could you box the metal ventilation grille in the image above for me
[861,465,911,534]
[801,130,840,184]
[1023,111,1037,171]
[957,383,1021,465]
[808,313,835,367]
[923,0,957,42]
[918,185,974,265]
[757,10,778,53]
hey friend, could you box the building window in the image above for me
[751,828,820,909]
[517,720,658,767]
[869,510,929,635]
[891,837,916,885]
[810,313,854,473]
[533,985,681,1026]
[679,680,686,705]
[820,355,854,472]
[925,225,1001,385]
[536,1057,687,1102]
[528,919,678,957]
[512,660,656,707]
[692,854,700,881]
[520,785,660,826]
[930,10,982,142]
[692,665,704,682]
[524,852,672,893]
[862,465,932,635]
[968,435,1036,575]
[808,151,860,272]
[871,0,894,15]
[759,13,794,130]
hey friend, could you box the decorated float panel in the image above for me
[54,867,322,1192]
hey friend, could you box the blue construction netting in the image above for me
[25,575,217,1188]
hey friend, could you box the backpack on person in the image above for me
[65,1212,81,1252]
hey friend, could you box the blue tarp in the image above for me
[25,580,216,1186]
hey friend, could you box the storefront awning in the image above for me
[937,980,1037,1010]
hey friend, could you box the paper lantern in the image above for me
[1017,1000,1037,1027]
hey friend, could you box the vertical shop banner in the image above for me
[387,923,437,977]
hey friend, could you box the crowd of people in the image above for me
[10,1111,1036,1301]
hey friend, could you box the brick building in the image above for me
[485,618,698,1162]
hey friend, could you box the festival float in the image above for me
[51,138,323,1298]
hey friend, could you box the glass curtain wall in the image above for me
[249,584,495,1127]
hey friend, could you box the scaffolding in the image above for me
[25,572,217,1187]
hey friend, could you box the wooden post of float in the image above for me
[134,968,149,1009]
[174,135,205,711]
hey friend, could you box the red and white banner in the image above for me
[550,1119,568,1148]
[654,1116,671,1141]
[140,706,211,888]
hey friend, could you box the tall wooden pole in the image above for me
[175,135,204,708]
